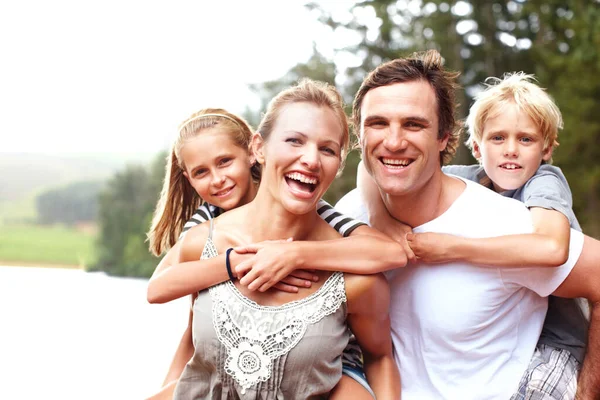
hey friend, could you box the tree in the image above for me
[36,181,104,225]
[91,152,166,277]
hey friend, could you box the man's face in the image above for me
[359,80,448,198]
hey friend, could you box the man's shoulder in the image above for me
[334,189,369,224]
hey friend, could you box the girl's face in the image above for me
[253,102,343,215]
[182,128,256,211]
[474,102,552,192]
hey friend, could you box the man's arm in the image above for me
[552,234,600,400]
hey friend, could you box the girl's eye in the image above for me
[194,169,208,177]
[219,157,233,166]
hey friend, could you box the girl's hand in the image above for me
[234,240,317,292]
[406,232,459,263]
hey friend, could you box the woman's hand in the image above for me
[406,232,459,263]
[234,240,318,292]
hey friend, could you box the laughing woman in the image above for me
[170,79,400,399]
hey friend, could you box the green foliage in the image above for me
[91,152,167,278]
[0,224,96,267]
[35,181,104,225]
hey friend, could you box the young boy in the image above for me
[358,72,595,398]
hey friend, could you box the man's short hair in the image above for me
[352,49,461,165]
[465,72,562,163]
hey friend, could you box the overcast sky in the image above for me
[0,0,357,155]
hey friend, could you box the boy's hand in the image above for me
[370,212,416,263]
[406,232,458,263]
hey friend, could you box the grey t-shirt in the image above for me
[442,164,588,363]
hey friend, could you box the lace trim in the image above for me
[209,272,346,393]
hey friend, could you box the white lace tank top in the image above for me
[173,219,350,399]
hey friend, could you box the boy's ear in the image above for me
[251,133,266,165]
[472,141,482,159]
[542,145,554,162]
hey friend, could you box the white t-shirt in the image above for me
[336,178,584,400]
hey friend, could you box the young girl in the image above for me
[358,72,599,399]
[149,79,401,399]
[146,102,405,398]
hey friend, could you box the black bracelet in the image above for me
[225,247,235,281]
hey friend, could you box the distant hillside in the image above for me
[0,152,157,201]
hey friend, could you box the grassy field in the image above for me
[0,224,97,268]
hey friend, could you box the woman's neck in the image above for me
[244,186,319,242]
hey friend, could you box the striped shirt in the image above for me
[180,199,365,238]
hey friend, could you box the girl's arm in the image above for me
[407,206,571,267]
[234,228,408,292]
[346,273,401,399]
[147,224,241,303]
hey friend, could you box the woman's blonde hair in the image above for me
[465,72,563,162]
[257,78,350,173]
[147,108,257,256]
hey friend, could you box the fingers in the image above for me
[235,260,253,277]
[234,244,261,254]
[289,270,319,282]
[272,282,299,293]
[280,275,313,289]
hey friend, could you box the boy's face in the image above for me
[473,102,552,192]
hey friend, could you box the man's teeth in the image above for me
[285,172,318,184]
[382,158,410,166]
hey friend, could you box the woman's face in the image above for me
[255,102,344,215]
[182,128,256,211]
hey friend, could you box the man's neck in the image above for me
[382,172,465,228]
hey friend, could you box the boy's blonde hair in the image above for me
[465,72,563,162]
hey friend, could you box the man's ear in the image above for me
[542,145,554,162]
[438,131,450,152]
[472,141,482,160]
[251,132,266,165]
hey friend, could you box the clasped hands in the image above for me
[230,238,319,293]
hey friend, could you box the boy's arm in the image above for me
[357,160,415,259]
[407,207,571,267]
[550,234,600,400]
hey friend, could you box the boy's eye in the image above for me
[520,137,533,143]
[491,135,504,141]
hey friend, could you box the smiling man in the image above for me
[335,50,600,399]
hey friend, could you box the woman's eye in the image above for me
[286,138,302,144]
[321,147,337,156]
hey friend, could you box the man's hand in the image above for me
[406,232,459,263]
[234,240,317,292]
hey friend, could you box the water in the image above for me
[0,266,189,399]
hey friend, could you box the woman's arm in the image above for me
[346,274,401,399]
[407,207,571,267]
[162,308,194,385]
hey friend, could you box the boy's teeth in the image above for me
[286,172,318,184]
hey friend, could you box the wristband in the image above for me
[225,247,235,281]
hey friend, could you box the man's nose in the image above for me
[383,125,408,152]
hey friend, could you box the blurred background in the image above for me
[1,0,599,398]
